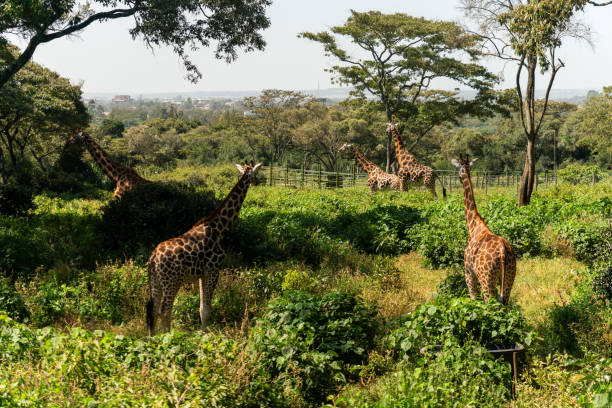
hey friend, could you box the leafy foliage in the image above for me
[97,182,219,256]
[251,291,379,403]
[387,297,534,359]
[0,279,29,322]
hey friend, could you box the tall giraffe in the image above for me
[387,123,446,199]
[146,161,262,334]
[451,154,516,305]
[338,143,400,192]
[66,130,150,199]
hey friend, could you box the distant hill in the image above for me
[84,87,595,104]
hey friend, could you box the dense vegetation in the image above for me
[0,165,610,406]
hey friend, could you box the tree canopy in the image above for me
[300,10,501,171]
[0,0,272,88]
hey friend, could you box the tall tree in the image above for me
[0,44,88,179]
[300,10,499,172]
[460,0,607,206]
[0,0,272,88]
[241,89,309,163]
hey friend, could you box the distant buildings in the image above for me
[112,95,132,103]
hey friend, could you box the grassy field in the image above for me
[0,166,610,406]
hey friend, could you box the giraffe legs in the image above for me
[199,272,220,332]
[427,182,438,198]
[464,268,479,299]
[159,290,177,333]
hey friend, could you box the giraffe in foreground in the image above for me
[387,123,446,199]
[452,154,516,305]
[66,130,150,199]
[146,161,262,334]
[338,143,400,192]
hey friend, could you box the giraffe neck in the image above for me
[459,168,486,237]
[83,134,121,181]
[391,126,417,167]
[350,146,378,174]
[195,173,251,237]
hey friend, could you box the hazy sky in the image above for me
[11,0,612,94]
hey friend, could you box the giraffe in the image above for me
[146,161,262,335]
[66,130,151,199]
[387,123,446,199]
[451,154,516,305]
[338,143,400,192]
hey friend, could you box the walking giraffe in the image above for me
[338,143,400,192]
[146,161,262,334]
[452,154,516,305]
[66,130,150,199]
[387,123,446,198]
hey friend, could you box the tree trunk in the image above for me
[518,138,535,206]
[518,55,537,207]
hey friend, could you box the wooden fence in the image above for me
[260,163,603,193]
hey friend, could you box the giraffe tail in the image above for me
[146,298,155,336]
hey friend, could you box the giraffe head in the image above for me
[337,143,352,153]
[235,160,262,183]
[451,154,478,177]
[66,129,86,146]
[386,122,397,133]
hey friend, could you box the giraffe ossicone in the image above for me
[388,123,446,199]
[66,129,151,199]
[146,160,262,335]
[338,142,400,192]
[453,154,516,305]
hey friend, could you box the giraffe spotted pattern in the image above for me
[338,143,400,192]
[146,161,262,334]
[66,130,150,199]
[452,154,516,305]
[387,123,446,199]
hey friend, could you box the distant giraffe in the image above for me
[338,143,400,192]
[387,123,446,199]
[146,161,262,334]
[452,154,516,305]
[66,130,150,199]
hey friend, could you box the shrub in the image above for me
[408,200,466,268]
[364,343,510,408]
[592,265,612,303]
[0,184,33,216]
[555,219,609,264]
[387,297,534,360]
[0,279,29,322]
[435,271,468,298]
[250,291,379,403]
[97,182,218,256]
[558,163,603,185]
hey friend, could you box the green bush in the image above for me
[0,279,29,322]
[387,297,534,360]
[592,265,612,303]
[555,219,609,264]
[340,343,510,408]
[558,163,603,185]
[250,291,379,403]
[0,184,33,216]
[97,182,219,256]
[435,272,468,298]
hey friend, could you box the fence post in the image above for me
[449,174,452,194]
[269,163,273,186]
[485,173,488,195]
[545,170,548,187]
[318,163,322,189]
[592,171,596,185]
[535,173,538,192]
[506,170,509,187]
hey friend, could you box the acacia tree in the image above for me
[241,89,309,163]
[0,0,272,88]
[300,10,499,172]
[461,0,609,206]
